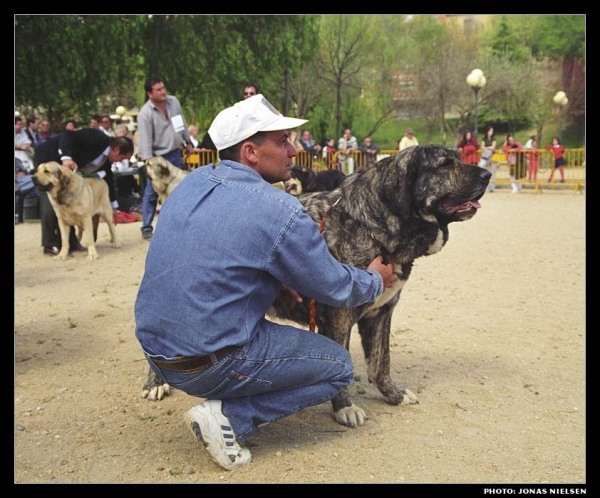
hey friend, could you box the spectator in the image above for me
[546,136,566,183]
[100,115,115,137]
[25,115,41,145]
[89,114,101,129]
[134,93,396,471]
[243,83,259,99]
[524,135,536,150]
[457,131,479,165]
[15,116,34,173]
[288,129,302,152]
[358,136,381,166]
[34,130,134,256]
[502,134,524,194]
[35,119,54,147]
[526,138,541,181]
[478,125,498,192]
[14,157,38,224]
[64,119,77,131]
[137,76,193,240]
[398,128,419,151]
[297,130,322,158]
[322,137,339,170]
[337,128,358,174]
[189,124,211,152]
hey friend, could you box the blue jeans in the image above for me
[141,149,185,234]
[145,319,353,442]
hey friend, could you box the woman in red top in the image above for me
[546,136,566,183]
[457,131,479,165]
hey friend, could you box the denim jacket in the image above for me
[135,160,383,358]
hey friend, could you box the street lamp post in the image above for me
[466,69,487,140]
[552,91,568,142]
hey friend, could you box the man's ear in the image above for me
[240,141,259,165]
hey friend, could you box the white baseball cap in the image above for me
[208,94,308,151]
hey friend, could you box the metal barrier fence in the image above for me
[184,147,585,194]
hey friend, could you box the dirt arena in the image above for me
[14,187,586,484]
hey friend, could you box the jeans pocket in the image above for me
[201,368,273,399]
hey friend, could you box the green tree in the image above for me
[15,15,144,125]
[315,15,377,139]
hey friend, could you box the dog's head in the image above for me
[348,145,490,225]
[403,145,491,223]
[283,165,316,196]
[32,161,73,194]
[145,156,175,184]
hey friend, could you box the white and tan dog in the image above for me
[145,156,190,204]
[32,162,120,260]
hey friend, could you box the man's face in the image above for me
[302,131,310,140]
[148,82,168,104]
[253,130,297,183]
[90,119,99,129]
[344,129,352,138]
[30,118,40,131]
[364,138,372,146]
[243,86,257,99]
[108,147,132,163]
[101,117,111,130]
[15,120,24,133]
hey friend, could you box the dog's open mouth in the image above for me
[440,198,481,214]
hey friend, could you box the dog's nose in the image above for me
[478,168,492,181]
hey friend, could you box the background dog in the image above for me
[139,146,491,425]
[32,162,120,260]
[145,156,189,204]
[269,145,491,427]
[284,165,345,195]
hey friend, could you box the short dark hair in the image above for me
[91,114,101,122]
[26,115,38,126]
[243,83,259,94]
[108,136,134,155]
[145,77,163,94]
[218,131,268,162]
[15,116,23,124]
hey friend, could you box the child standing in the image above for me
[526,138,541,181]
[502,134,524,193]
[546,136,566,183]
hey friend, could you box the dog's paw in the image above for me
[141,383,170,401]
[384,388,419,406]
[333,403,368,428]
[87,252,100,260]
[400,388,419,405]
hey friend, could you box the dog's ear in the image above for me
[57,165,71,191]
[379,150,420,222]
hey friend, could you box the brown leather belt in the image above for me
[151,346,237,373]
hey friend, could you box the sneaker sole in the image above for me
[184,411,251,471]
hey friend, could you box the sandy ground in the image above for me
[14,187,586,485]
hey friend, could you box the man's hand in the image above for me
[277,284,303,309]
[61,159,78,171]
[367,255,398,289]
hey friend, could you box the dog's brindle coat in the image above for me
[142,145,491,428]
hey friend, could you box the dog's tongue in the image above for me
[449,199,482,212]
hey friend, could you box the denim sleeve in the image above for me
[267,208,383,308]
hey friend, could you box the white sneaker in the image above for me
[184,400,252,470]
